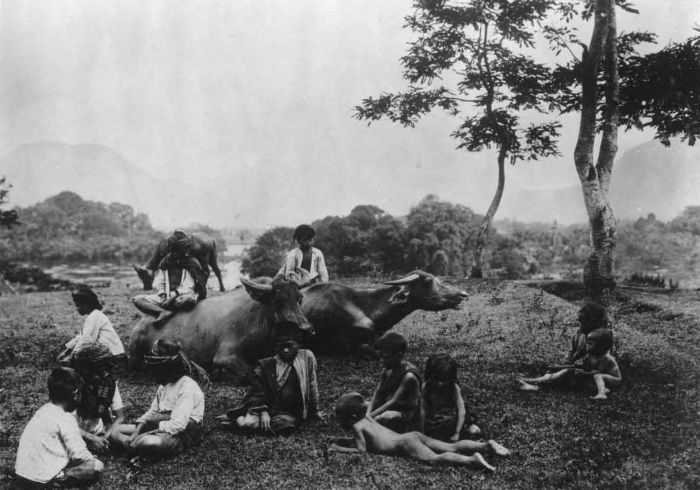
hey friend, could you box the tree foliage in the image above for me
[0,177,19,229]
[355,0,563,278]
[0,191,160,263]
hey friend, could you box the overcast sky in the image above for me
[1,0,699,228]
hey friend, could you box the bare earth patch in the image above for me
[1,278,698,489]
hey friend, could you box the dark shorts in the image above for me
[139,420,203,456]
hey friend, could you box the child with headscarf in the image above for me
[132,230,206,327]
[69,340,124,451]
[111,339,206,462]
[57,286,124,364]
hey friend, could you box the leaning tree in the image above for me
[546,0,700,302]
[354,0,562,278]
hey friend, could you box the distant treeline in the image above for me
[242,197,700,281]
[0,191,161,263]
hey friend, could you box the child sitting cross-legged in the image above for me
[366,332,421,433]
[111,339,207,464]
[329,392,510,471]
[518,328,622,400]
[15,367,104,489]
[421,353,481,442]
[218,322,324,435]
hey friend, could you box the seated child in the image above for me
[367,332,421,433]
[132,230,206,327]
[220,322,323,435]
[69,340,124,451]
[562,302,606,366]
[277,224,329,284]
[111,340,205,461]
[57,286,125,364]
[15,367,104,489]
[330,392,510,471]
[421,353,480,442]
[518,328,622,400]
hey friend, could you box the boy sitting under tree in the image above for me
[518,328,622,400]
[330,392,510,471]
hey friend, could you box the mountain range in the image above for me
[1,140,699,228]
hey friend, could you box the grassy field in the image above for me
[1,278,699,489]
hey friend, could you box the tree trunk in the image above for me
[471,144,507,278]
[574,0,619,305]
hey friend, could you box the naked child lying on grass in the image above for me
[329,392,510,471]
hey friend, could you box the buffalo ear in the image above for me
[388,286,410,305]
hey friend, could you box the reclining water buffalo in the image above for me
[133,232,225,292]
[128,275,310,382]
[302,270,468,354]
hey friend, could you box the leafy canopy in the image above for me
[354,0,562,164]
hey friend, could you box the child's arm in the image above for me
[419,391,427,432]
[369,373,419,418]
[306,351,323,420]
[316,251,329,283]
[103,408,124,440]
[452,385,467,442]
[366,385,380,416]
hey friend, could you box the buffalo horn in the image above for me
[240,276,273,292]
[384,273,421,285]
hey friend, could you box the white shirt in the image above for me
[153,268,197,298]
[280,247,329,282]
[15,403,95,483]
[136,376,204,435]
[65,310,125,356]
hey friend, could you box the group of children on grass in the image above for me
[13,226,623,488]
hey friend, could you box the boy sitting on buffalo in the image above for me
[132,230,206,327]
[218,322,324,435]
[366,332,421,433]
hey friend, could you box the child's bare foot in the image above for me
[591,393,608,400]
[517,379,540,391]
[472,452,495,472]
[467,424,481,437]
[604,388,611,395]
[488,440,511,457]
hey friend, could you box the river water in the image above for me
[43,244,250,291]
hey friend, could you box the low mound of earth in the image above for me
[0,279,698,489]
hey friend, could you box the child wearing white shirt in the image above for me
[57,286,124,364]
[15,368,104,489]
[112,340,205,461]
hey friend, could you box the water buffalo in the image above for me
[133,233,225,292]
[128,275,310,382]
[302,270,468,353]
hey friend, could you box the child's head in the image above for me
[272,322,301,363]
[335,392,367,429]
[70,340,113,378]
[293,224,315,250]
[585,328,614,355]
[167,229,192,258]
[48,367,83,412]
[72,286,102,315]
[577,302,606,334]
[424,353,457,388]
[374,332,407,369]
[145,338,190,384]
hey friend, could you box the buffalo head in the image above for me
[240,276,312,333]
[133,265,155,290]
[385,270,468,311]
